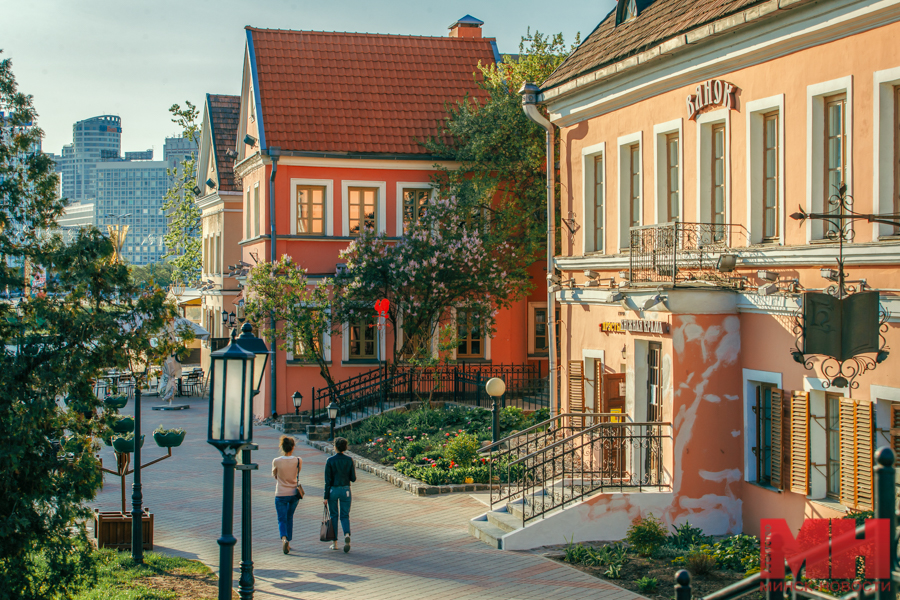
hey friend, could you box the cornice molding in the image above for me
[233,152,264,180]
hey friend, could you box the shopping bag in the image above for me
[320,505,336,542]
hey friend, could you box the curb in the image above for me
[303,438,499,497]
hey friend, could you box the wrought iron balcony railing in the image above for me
[629,222,748,286]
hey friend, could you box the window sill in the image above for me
[456,357,490,364]
[808,238,839,245]
[808,496,848,513]
[528,353,550,359]
[746,480,782,494]
[341,361,381,367]
[287,360,330,366]
[877,235,900,242]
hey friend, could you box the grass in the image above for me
[71,549,233,600]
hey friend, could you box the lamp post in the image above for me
[207,330,256,600]
[232,323,270,600]
[326,401,339,441]
[292,391,303,416]
[131,373,144,563]
[485,378,506,444]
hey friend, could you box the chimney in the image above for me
[449,15,484,38]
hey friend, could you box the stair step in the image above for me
[486,509,523,533]
[468,517,506,549]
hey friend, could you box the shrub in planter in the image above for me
[112,433,145,454]
[103,395,128,410]
[669,521,711,549]
[153,425,186,448]
[111,417,134,434]
[637,577,658,593]
[683,549,717,575]
[626,513,668,557]
[444,433,480,466]
[499,406,527,431]
[404,440,426,458]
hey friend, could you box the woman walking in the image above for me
[273,435,302,554]
[324,437,356,552]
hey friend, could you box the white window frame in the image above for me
[581,142,606,255]
[395,182,435,236]
[617,132,643,250]
[397,315,437,359]
[290,178,334,236]
[806,76,853,243]
[285,310,332,364]
[804,376,850,500]
[695,108,731,229]
[742,369,782,483]
[342,180,387,236]
[873,68,900,240]
[745,95,785,246]
[450,307,491,361]
[653,119,683,225]
[582,348,605,414]
[527,302,550,356]
[341,316,385,364]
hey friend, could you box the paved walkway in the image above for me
[93,396,639,600]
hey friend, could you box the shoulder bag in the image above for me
[295,457,305,499]
[320,505,336,542]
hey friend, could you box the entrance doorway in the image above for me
[646,341,663,483]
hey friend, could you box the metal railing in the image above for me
[674,446,898,600]
[484,416,671,525]
[629,221,748,285]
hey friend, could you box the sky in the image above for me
[1,0,613,156]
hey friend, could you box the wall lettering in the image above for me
[686,79,739,120]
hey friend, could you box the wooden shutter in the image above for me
[789,391,810,495]
[770,389,787,490]
[568,360,584,428]
[890,404,900,456]
[839,398,874,510]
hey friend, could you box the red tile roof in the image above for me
[207,94,240,192]
[247,28,496,155]
[543,0,777,91]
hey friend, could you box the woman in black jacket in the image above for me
[324,437,356,552]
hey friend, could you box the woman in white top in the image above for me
[272,435,302,554]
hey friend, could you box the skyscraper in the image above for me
[52,115,121,202]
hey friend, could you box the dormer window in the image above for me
[616,0,639,25]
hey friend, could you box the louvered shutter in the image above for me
[568,360,584,428]
[890,404,900,456]
[839,399,874,510]
[789,391,810,495]
[770,389,786,490]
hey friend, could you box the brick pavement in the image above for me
[93,396,640,600]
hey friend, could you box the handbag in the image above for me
[320,505,336,542]
[295,458,305,499]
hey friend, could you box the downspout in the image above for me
[519,83,558,417]
[267,146,281,418]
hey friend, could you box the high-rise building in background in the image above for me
[52,115,122,202]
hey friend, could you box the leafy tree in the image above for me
[0,52,179,600]
[423,29,579,259]
[245,255,339,392]
[161,102,200,286]
[129,260,176,290]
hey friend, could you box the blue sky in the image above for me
[2,0,612,156]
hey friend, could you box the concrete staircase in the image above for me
[469,491,565,549]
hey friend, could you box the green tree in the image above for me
[423,29,578,259]
[0,52,179,600]
[129,260,176,290]
[161,102,200,286]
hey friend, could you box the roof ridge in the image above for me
[245,26,495,42]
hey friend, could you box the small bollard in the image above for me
[674,569,691,600]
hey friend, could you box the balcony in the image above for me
[629,222,747,286]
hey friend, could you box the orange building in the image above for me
[218,17,548,418]
[470,0,900,550]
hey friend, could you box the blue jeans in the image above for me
[327,486,351,536]
[275,494,299,540]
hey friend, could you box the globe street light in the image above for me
[485,377,506,443]
[207,330,255,600]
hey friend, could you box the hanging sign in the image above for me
[600,319,669,334]
[687,79,738,120]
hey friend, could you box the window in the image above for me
[456,310,483,359]
[402,188,429,232]
[826,393,840,498]
[753,384,774,485]
[762,112,780,241]
[665,134,679,221]
[253,185,260,238]
[348,316,377,359]
[348,187,377,236]
[616,0,638,24]
[534,307,548,354]
[296,185,325,235]
[629,144,641,229]
[593,155,604,251]
[894,86,900,223]
[824,95,847,236]
[711,124,726,240]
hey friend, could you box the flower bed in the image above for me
[344,403,548,486]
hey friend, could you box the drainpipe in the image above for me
[267,146,281,418]
[519,83,559,417]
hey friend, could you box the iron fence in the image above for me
[629,221,747,285]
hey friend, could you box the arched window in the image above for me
[616,0,639,25]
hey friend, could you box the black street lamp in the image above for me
[229,311,236,328]
[207,330,256,600]
[292,391,303,416]
[131,371,145,563]
[485,378,506,444]
[326,401,339,441]
[221,310,229,326]
[231,323,270,600]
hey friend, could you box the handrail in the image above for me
[699,573,761,600]
[477,412,631,454]
[510,420,672,466]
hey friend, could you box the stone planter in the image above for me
[112,434,144,454]
[153,430,185,448]
[104,395,128,410]
[111,417,134,434]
